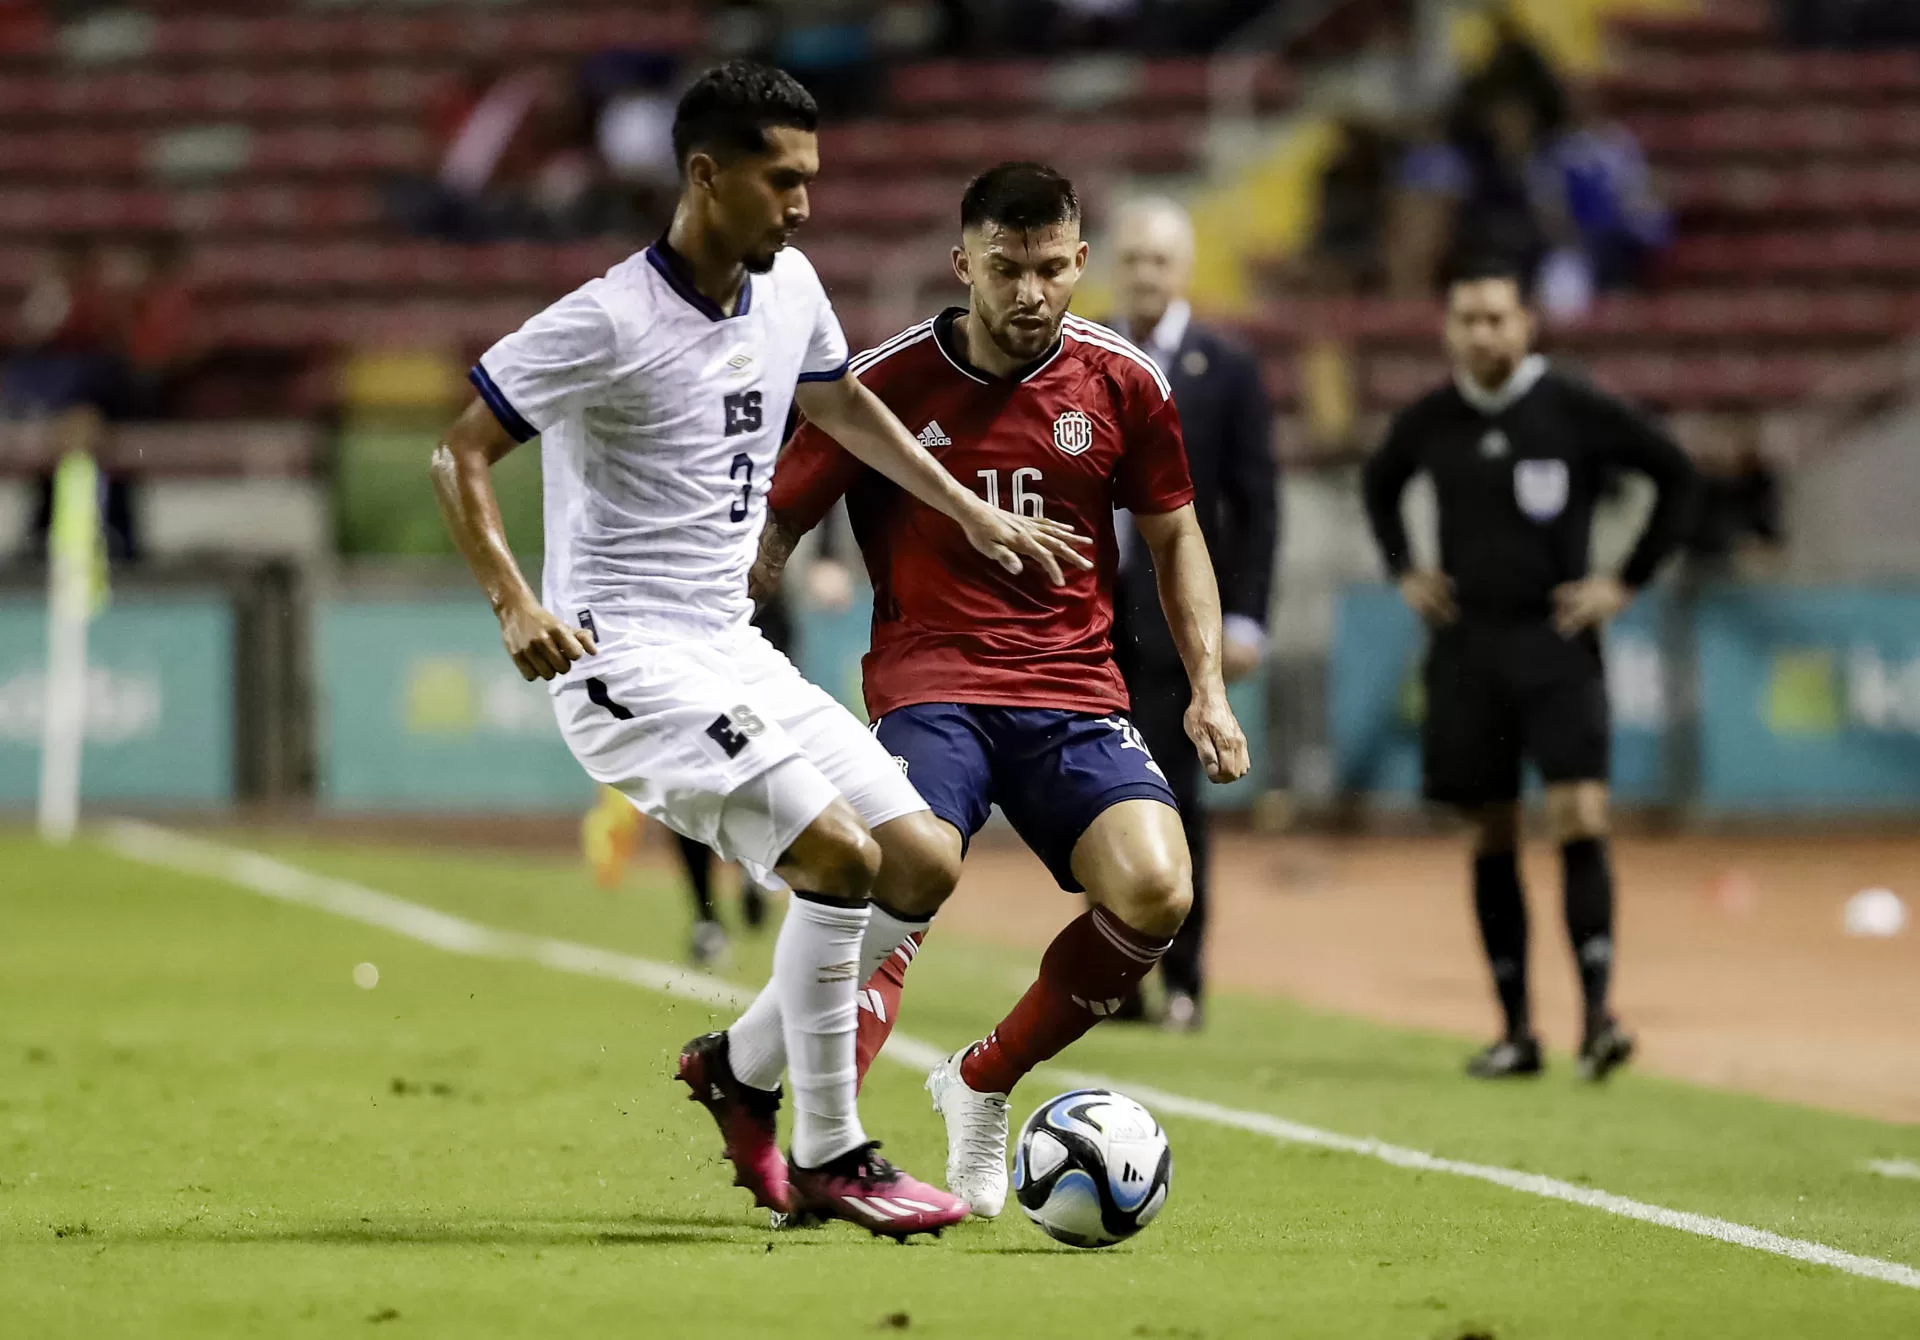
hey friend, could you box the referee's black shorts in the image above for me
[1421,619,1610,807]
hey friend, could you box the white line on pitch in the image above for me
[102,820,1920,1293]
[1866,1159,1920,1182]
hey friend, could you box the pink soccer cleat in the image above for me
[787,1142,971,1241]
[676,1031,789,1214]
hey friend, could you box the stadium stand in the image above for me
[0,3,1291,411]
[1249,0,1920,435]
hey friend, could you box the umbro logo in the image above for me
[917,420,952,447]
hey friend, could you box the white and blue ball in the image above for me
[1011,1088,1171,1248]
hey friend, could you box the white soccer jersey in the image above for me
[470,241,850,665]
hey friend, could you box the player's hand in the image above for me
[1399,569,1457,627]
[1185,686,1250,785]
[1553,575,1631,637]
[960,503,1094,585]
[498,597,596,681]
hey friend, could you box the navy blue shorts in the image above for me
[872,703,1180,892]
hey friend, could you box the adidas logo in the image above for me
[916,420,952,447]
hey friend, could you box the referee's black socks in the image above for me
[1561,837,1616,1036]
[1472,849,1531,1042]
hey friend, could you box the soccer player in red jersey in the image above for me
[752,162,1250,1217]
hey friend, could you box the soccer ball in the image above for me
[1011,1088,1171,1248]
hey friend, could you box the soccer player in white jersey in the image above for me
[430,62,1090,1240]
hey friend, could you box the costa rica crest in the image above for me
[1052,409,1095,456]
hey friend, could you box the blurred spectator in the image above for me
[110,235,201,420]
[1391,87,1550,298]
[4,238,125,423]
[393,63,641,242]
[590,52,681,209]
[1528,91,1670,321]
[4,240,138,561]
[1364,9,1667,311]
[1300,115,1399,296]
[769,0,882,116]
[1685,419,1785,577]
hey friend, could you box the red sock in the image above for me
[960,907,1171,1095]
[853,930,923,1092]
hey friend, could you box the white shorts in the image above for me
[552,624,927,878]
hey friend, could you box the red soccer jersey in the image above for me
[770,307,1195,718]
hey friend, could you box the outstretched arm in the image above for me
[1134,504,1250,784]
[430,398,595,681]
[793,374,1092,584]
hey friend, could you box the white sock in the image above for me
[725,984,786,1093]
[725,903,933,1092]
[776,894,870,1168]
[861,902,932,983]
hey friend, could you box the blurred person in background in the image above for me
[1361,256,1694,1084]
[1682,417,1784,579]
[111,234,200,420]
[1107,196,1279,1031]
[1383,6,1570,298]
[7,238,138,561]
[1527,89,1670,321]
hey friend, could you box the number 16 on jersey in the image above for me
[977,467,1045,519]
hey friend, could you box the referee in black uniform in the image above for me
[1110,197,1279,1031]
[1362,257,1694,1081]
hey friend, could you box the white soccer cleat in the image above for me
[925,1044,1010,1218]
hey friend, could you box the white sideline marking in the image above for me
[104,820,1920,1292]
[1867,1159,1920,1182]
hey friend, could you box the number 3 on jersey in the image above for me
[976,467,1045,519]
[723,389,762,523]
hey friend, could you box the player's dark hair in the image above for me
[960,161,1081,233]
[671,60,819,170]
[1445,252,1533,302]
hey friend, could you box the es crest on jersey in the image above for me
[1514,457,1570,522]
[1478,428,1510,459]
[1052,409,1095,457]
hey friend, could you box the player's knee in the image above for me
[1106,857,1193,939]
[1472,804,1520,854]
[886,842,963,917]
[1545,784,1608,844]
[870,811,963,917]
[787,810,882,899]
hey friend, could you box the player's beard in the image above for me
[743,247,780,274]
[986,308,1061,364]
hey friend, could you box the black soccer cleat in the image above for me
[1466,1035,1544,1079]
[1578,1018,1635,1083]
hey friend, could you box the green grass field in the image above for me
[5,828,1919,1338]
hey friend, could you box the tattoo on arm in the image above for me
[749,515,804,606]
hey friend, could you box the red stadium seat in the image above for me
[1622,105,1920,161]
[1609,8,1772,54]
[0,125,430,178]
[0,184,380,234]
[144,7,701,63]
[885,55,1290,115]
[0,67,461,121]
[1597,50,1920,106]
[1667,229,1920,282]
[1668,164,1920,222]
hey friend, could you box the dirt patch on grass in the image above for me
[938,831,1920,1124]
